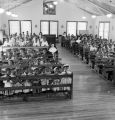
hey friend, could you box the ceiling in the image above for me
[65,0,115,15]
[0,0,115,15]
[0,0,32,10]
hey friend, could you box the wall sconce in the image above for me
[61,25,64,28]
[35,24,37,28]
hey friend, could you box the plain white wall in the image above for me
[0,0,95,35]
[94,15,115,41]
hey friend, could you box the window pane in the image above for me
[99,22,110,39]
[9,21,20,35]
[99,31,104,39]
[104,23,109,33]
[50,21,58,37]
[67,22,76,36]
[21,21,32,35]
[77,22,87,35]
[99,23,104,32]
[104,23,109,39]
[41,21,49,35]
[99,23,104,39]
[104,32,109,39]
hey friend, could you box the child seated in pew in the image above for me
[76,37,81,44]
[23,79,32,94]
[33,36,41,47]
[48,44,58,60]
[60,64,72,91]
[48,44,57,54]
[41,36,49,47]
[90,43,97,52]
[1,68,13,96]
[50,67,61,92]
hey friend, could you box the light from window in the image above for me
[41,21,49,35]
[50,21,58,37]
[9,21,20,35]
[77,22,87,35]
[67,22,77,36]
[99,22,110,39]
[21,21,32,35]
[99,23,104,39]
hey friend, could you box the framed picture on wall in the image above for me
[43,0,56,15]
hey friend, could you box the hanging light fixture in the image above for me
[82,16,86,19]
[106,1,113,18]
[6,0,12,16]
[6,11,11,15]
[14,14,18,17]
[106,13,112,18]
[0,8,5,13]
[0,0,5,14]
[92,15,96,19]
[11,13,18,18]
[11,5,18,18]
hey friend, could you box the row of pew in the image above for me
[0,46,73,102]
[62,40,115,83]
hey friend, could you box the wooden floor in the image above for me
[1,44,115,120]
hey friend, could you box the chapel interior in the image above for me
[0,0,115,120]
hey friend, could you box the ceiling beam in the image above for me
[8,0,32,11]
[78,7,100,16]
[87,0,112,14]
[65,0,100,15]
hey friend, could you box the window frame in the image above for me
[20,20,32,34]
[8,20,21,36]
[40,20,59,37]
[66,21,77,36]
[77,21,88,35]
[98,21,110,39]
[66,21,88,36]
[8,20,32,35]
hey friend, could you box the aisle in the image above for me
[1,44,115,120]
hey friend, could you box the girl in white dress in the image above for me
[41,36,49,47]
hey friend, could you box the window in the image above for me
[41,21,49,35]
[99,22,110,39]
[9,20,20,35]
[9,20,32,35]
[67,22,77,36]
[40,20,58,37]
[77,22,87,35]
[21,20,32,34]
[50,21,58,37]
[66,21,88,36]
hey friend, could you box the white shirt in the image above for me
[76,39,81,43]
[40,38,44,43]
[10,38,15,46]
[90,46,97,51]
[3,41,9,46]
[20,40,25,46]
[3,80,12,87]
[49,47,57,53]
[33,38,40,46]
[41,41,49,46]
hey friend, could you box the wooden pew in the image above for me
[0,74,73,102]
